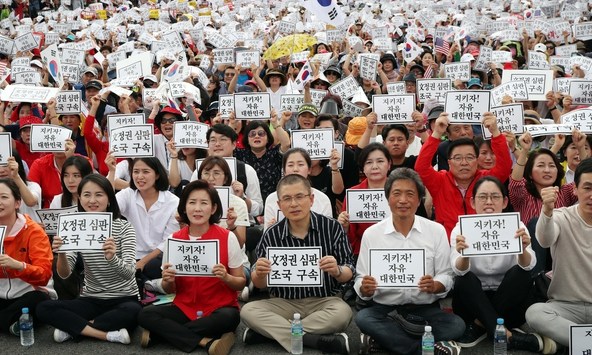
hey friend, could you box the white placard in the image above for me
[61,64,80,82]
[235,50,260,68]
[0,35,14,54]
[346,189,389,223]
[490,81,529,106]
[107,51,127,71]
[56,212,112,252]
[309,89,327,108]
[445,91,491,124]
[196,157,237,182]
[29,124,72,153]
[555,44,577,57]
[212,48,234,65]
[0,225,5,254]
[290,51,309,64]
[116,52,153,80]
[14,71,41,86]
[528,51,550,70]
[573,22,592,41]
[485,103,525,139]
[61,48,85,65]
[328,76,359,100]
[416,79,451,103]
[267,247,322,287]
[458,213,522,256]
[173,121,209,148]
[168,82,185,98]
[570,325,592,355]
[166,239,219,276]
[1,84,60,103]
[14,32,38,51]
[109,124,154,158]
[215,186,230,220]
[359,55,378,81]
[291,128,334,160]
[107,114,145,131]
[342,99,364,117]
[568,80,592,105]
[0,132,11,166]
[219,94,234,118]
[501,70,553,101]
[386,82,406,95]
[473,46,493,72]
[561,108,592,125]
[369,249,425,288]
[35,206,78,235]
[372,94,415,123]
[490,51,513,64]
[524,124,576,137]
[277,21,296,34]
[55,91,82,115]
[280,94,304,113]
[233,92,272,120]
[444,62,471,81]
[334,141,344,170]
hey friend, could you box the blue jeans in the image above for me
[355,302,465,355]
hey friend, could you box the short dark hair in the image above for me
[129,158,170,191]
[559,136,592,162]
[282,147,312,171]
[276,174,312,196]
[198,156,233,186]
[177,180,223,225]
[575,157,592,187]
[242,121,274,149]
[0,178,21,203]
[207,124,238,142]
[381,124,409,141]
[77,174,121,219]
[472,176,508,198]
[473,136,492,152]
[384,168,426,202]
[315,115,339,131]
[447,138,479,159]
[358,142,392,169]
[61,156,93,207]
[524,149,564,198]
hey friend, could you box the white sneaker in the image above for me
[106,328,131,344]
[144,279,166,294]
[238,286,249,302]
[53,328,73,343]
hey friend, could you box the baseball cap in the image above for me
[85,80,103,90]
[83,66,99,77]
[467,78,482,88]
[298,103,319,116]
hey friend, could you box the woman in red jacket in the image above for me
[137,180,245,354]
[0,178,55,336]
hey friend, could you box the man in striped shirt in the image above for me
[241,174,354,354]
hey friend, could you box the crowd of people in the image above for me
[0,0,592,354]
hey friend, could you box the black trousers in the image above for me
[138,304,240,353]
[0,291,49,332]
[452,265,533,338]
[36,296,141,336]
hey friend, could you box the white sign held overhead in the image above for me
[173,121,209,148]
[445,91,491,124]
[486,104,525,139]
[109,124,154,158]
[233,93,272,120]
[501,70,553,101]
[372,94,415,124]
[29,124,72,153]
[291,128,334,160]
[0,132,11,166]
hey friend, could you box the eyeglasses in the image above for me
[449,155,477,163]
[248,130,266,138]
[161,118,177,124]
[202,171,224,179]
[208,137,231,145]
[475,194,503,202]
[279,194,310,204]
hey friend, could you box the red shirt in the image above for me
[14,140,46,170]
[27,154,62,208]
[341,179,376,255]
[83,115,109,176]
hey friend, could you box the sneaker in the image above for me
[207,332,235,355]
[238,286,249,302]
[435,341,461,355]
[317,333,349,355]
[106,328,131,344]
[457,323,487,348]
[359,333,381,354]
[9,322,19,337]
[509,332,543,352]
[542,336,558,355]
[53,328,73,343]
[140,328,151,348]
[242,327,268,345]
[144,279,166,294]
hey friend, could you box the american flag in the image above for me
[434,37,450,56]
[0,62,6,77]
[424,64,434,79]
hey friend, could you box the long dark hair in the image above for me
[524,148,564,199]
[77,174,121,219]
[61,156,93,207]
[177,180,223,225]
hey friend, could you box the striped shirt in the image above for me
[257,211,354,299]
[66,219,139,299]
[509,178,577,225]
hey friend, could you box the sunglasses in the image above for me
[248,130,266,138]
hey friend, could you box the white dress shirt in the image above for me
[263,188,333,231]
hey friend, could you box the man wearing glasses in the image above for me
[415,112,512,238]
[241,174,354,355]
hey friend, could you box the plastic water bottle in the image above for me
[422,325,434,355]
[196,311,203,319]
[291,313,303,354]
[19,307,34,346]
[494,318,507,355]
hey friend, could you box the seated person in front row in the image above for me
[241,174,354,355]
[354,168,465,354]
